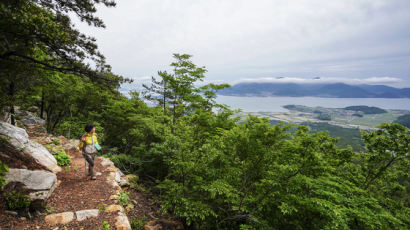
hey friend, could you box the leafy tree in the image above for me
[0,0,119,81]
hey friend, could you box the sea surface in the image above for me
[215,96,410,112]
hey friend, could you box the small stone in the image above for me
[109,181,120,189]
[115,171,122,183]
[132,200,138,205]
[20,217,27,221]
[45,212,74,225]
[96,172,102,176]
[5,210,18,216]
[144,219,184,230]
[104,205,124,213]
[125,205,134,212]
[52,227,59,230]
[75,209,99,221]
[105,166,118,172]
[115,215,132,230]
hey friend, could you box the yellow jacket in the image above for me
[78,133,99,151]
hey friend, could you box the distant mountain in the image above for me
[218,82,410,98]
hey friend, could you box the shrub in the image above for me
[4,191,31,210]
[52,139,60,145]
[101,220,110,230]
[54,149,71,166]
[129,176,139,187]
[130,216,147,230]
[0,160,9,188]
[117,191,130,206]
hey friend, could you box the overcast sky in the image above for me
[73,0,410,87]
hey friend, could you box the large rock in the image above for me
[45,212,75,225]
[119,174,138,187]
[0,122,61,173]
[104,205,125,213]
[61,139,79,153]
[3,169,57,210]
[21,111,45,126]
[115,215,132,230]
[75,209,99,221]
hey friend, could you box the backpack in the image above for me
[82,134,97,154]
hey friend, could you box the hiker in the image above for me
[78,123,100,180]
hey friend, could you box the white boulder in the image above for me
[3,169,57,210]
[0,122,61,173]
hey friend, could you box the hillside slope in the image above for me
[219,82,410,98]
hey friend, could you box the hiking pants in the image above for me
[83,153,95,176]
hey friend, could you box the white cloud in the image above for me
[72,0,410,86]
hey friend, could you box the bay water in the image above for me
[215,96,410,112]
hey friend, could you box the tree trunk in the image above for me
[9,81,15,126]
[40,89,44,119]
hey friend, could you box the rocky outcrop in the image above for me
[3,169,58,210]
[0,121,61,173]
[21,111,45,126]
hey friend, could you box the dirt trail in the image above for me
[0,124,164,230]
[1,125,122,230]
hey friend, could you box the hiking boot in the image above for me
[91,176,96,180]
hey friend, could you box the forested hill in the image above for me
[218,82,410,98]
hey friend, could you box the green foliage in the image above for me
[52,139,60,145]
[130,216,148,230]
[155,114,408,229]
[98,203,109,212]
[101,220,110,230]
[344,106,387,114]
[45,205,54,214]
[54,149,71,166]
[0,160,9,188]
[302,122,364,152]
[4,191,31,210]
[117,191,131,206]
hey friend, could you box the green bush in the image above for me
[130,216,147,230]
[54,149,71,166]
[117,191,130,206]
[4,191,31,210]
[52,139,60,145]
[101,220,110,230]
[0,160,9,188]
